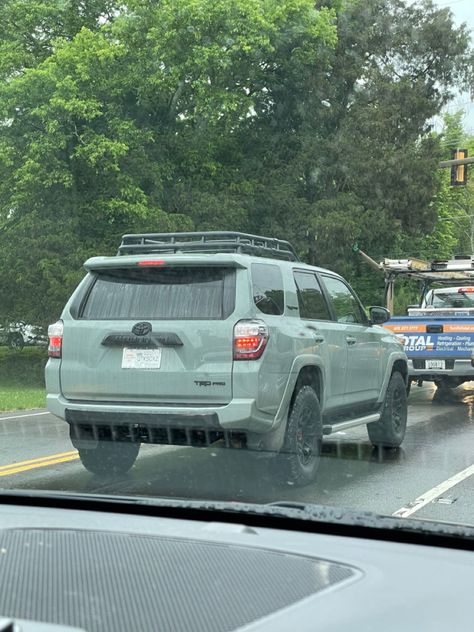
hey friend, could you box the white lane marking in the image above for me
[0,412,49,422]
[393,463,474,518]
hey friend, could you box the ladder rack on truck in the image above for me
[354,246,474,392]
[353,245,474,312]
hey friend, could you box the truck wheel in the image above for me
[367,372,407,448]
[434,378,450,393]
[277,385,323,486]
[8,332,24,351]
[434,377,461,392]
[78,440,140,475]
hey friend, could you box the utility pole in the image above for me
[439,150,470,186]
[438,156,474,168]
[439,151,473,250]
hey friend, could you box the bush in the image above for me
[0,347,48,387]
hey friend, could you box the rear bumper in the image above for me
[408,358,474,381]
[46,394,276,435]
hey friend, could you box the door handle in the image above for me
[305,325,324,343]
[346,336,357,345]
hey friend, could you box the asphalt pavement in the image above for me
[1,383,474,525]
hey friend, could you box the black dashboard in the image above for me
[0,498,470,632]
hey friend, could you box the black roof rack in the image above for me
[117,231,300,262]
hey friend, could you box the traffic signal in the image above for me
[451,148,468,186]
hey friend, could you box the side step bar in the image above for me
[323,413,380,436]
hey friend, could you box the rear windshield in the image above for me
[430,291,474,309]
[80,267,236,320]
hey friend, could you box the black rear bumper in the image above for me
[65,409,247,449]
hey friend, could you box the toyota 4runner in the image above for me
[45,232,408,485]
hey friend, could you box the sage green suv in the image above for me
[45,232,408,485]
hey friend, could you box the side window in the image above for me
[293,271,331,320]
[251,263,284,315]
[322,275,366,325]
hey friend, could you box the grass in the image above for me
[0,385,46,412]
[0,346,47,411]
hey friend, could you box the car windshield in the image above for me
[2,0,474,534]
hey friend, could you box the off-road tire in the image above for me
[367,371,407,448]
[277,385,323,486]
[434,377,463,392]
[78,440,140,475]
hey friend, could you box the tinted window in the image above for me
[252,263,284,315]
[431,291,474,308]
[293,271,331,320]
[81,267,236,320]
[322,276,366,325]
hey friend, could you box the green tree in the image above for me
[246,0,472,267]
[244,0,473,307]
[394,112,474,262]
[0,0,472,324]
[0,0,118,79]
[0,0,337,323]
[430,112,474,257]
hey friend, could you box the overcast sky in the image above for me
[431,0,474,134]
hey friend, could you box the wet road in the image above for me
[1,383,474,524]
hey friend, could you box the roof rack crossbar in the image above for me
[117,231,300,261]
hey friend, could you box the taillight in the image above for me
[233,319,268,360]
[48,320,64,358]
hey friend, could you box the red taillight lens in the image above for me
[235,336,261,349]
[48,320,64,358]
[233,320,268,360]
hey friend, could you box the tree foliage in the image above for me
[0,0,472,324]
[394,112,474,261]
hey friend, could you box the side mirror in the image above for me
[369,306,391,325]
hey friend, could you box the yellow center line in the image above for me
[0,451,79,477]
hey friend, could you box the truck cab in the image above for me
[415,286,474,313]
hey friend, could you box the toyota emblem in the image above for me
[132,322,152,336]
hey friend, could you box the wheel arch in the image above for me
[377,352,409,403]
[258,358,325,453]
[392,358,408,383]
[290,365,323,409]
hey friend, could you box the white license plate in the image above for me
[121,348,162,370]
[426,359,446,370]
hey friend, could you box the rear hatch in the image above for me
[60,260,240,404]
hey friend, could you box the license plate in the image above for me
[426,359,445,370]
[122,348,162,370]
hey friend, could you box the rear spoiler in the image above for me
[84,254,248,271]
